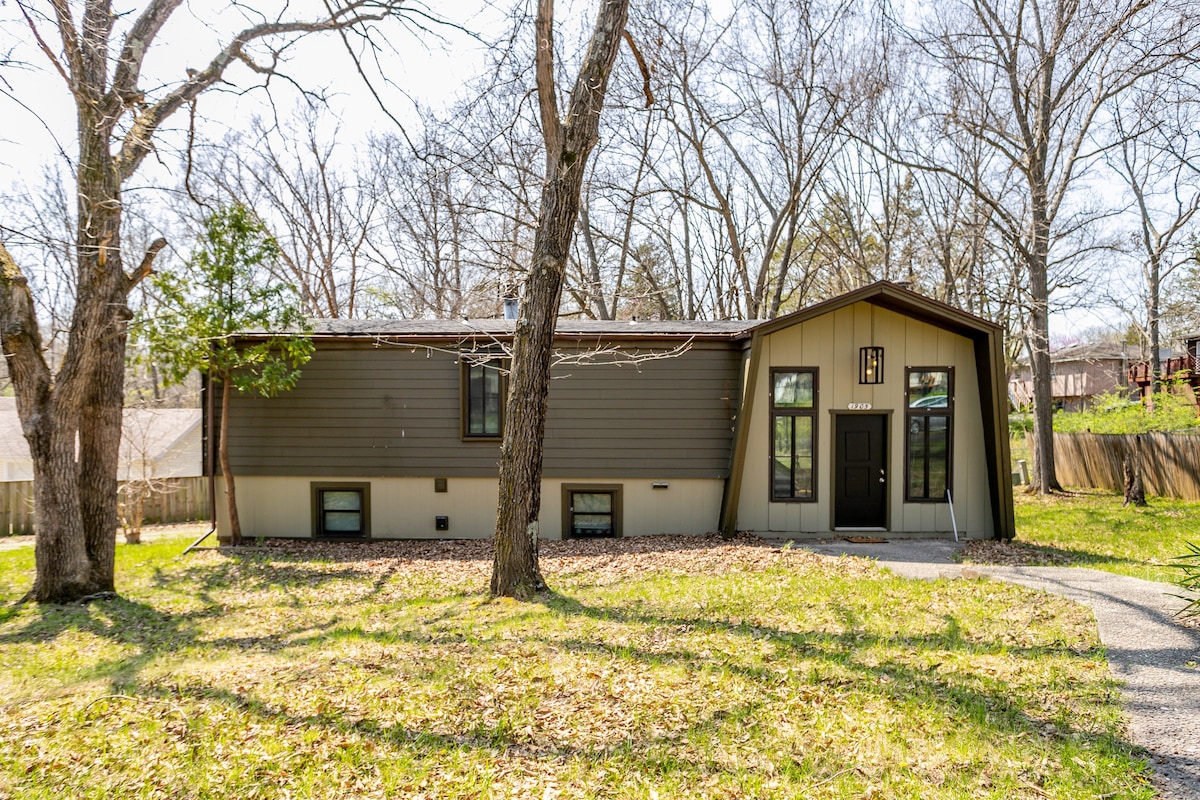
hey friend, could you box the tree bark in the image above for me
[218,378,243,546]
[1123,435,1147,507]
[491,0,630,598]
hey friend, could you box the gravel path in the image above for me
[798,539,1200,800]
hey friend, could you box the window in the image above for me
[905,368,953,502]
[462,360,504,439]
[770,368,817,501]
[562,484,622,538]
[312,483,370,538]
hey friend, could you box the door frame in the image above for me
[828,411,892,531]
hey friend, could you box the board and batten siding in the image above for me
[220,339,741,480]
[735,302,994,538]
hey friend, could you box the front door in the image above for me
[833,414,888,528]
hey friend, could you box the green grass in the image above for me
[0,535,1154,799]
[1010,489,1198,582]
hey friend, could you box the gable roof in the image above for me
[751,280,1002,340]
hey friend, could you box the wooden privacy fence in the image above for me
[1051,432,1200,500]
[0,482,35,537]
[0,477,210,537]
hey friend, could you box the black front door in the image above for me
[833,414,887,528]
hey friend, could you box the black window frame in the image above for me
[461,358,506,440]
[769,367,818,503]
[311,482,371,538]
[561,483,623,539]
[904,367,954,503]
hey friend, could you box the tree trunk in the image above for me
[1149,252,1161,396]
[1025,193,1061,494]
[1123,435,1147,507]
[218,378,243,546]
[491,0,630,598]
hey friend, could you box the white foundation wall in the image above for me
[215,476,725,540]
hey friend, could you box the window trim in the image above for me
[561,483,623,539]
[311,482,371,538]
[904,366,954,503]
[460,358,506,441]
[769,367,818,503]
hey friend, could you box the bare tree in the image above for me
[1107,79,1200,391]
[189,107,378,318]
[896,0,1200,493]
[0,0,435,603]
[491,0,630,598]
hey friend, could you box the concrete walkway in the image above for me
[799,539,1200,800]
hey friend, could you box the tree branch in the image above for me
[535,0,564,179]
[125,237,169,291]
[114,2,413,183]
[0,243,52,416]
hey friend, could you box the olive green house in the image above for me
[208,281,1014,541]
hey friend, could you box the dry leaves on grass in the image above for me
[959,540,1077,567]
[241,533,879,588]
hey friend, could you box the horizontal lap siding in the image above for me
[224,340,740,479]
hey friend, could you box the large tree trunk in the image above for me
[491,0,630,598]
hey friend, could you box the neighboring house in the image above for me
[1008,343,1161,412]
[211,281,1014,541]
[0,397,201,482]
[118,408,203,481]
[0,398,26,482]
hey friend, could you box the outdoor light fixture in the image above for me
[859,346,884,384]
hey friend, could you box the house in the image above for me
[0,397,202,483]
[210,281,1014,541]
[1008,343,1156,412]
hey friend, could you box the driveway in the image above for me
[798,539,1200,800]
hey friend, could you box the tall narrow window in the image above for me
[906,368,953,502]
[770,368,817,501]
[462,361,504,439]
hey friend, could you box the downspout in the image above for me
[183,368,218,554]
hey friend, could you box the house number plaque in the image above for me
[847,403,873,410]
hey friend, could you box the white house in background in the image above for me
[0,398,27,482]
[0,397,201,483]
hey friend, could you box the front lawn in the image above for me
[0,535,1152,799]
[970,489,1197,583]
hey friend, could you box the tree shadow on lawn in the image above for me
[72,588,1150,797]
[0,555,1155,795]
[527,591,1143,760]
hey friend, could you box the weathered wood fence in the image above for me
[1051,432,1200,500]
[0,482,35,537]
[0,477,210,537]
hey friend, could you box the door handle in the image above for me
[878,469,885,484]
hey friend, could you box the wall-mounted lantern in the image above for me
[859,346,884,384]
